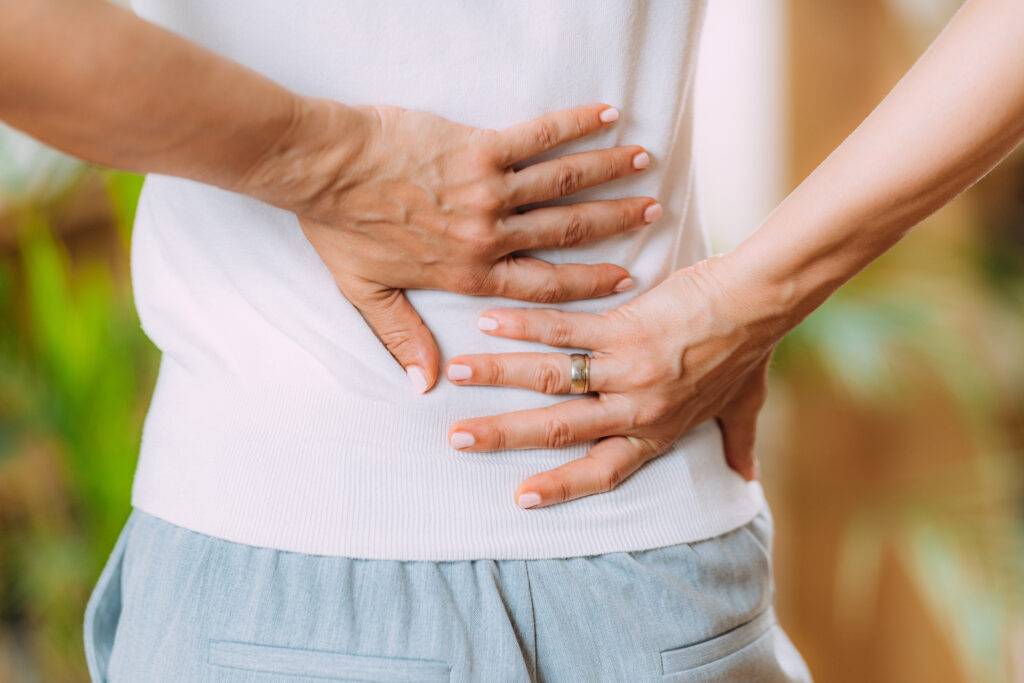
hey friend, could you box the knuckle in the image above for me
[554,163,583,197]
[547,319,576,346]
[574,112,588,138]
[535,472,573,503]
[530,281,563,304]
[619,204,635,233]
[379,329,418,357]
[460,220,501,258]
[632,360,662,388]
[490,423,511,450]
[632,409,656,428]
[484,358,506,385]
[587,270,613,298]
[467,238,499,261]
[452,268,490,295]
[476,128,504,160]
[465,181,506,214]
[536,362,564,394]
[560,210,590,247]
[604,155,621,180]
[544,419,575,448]
[514,317,535,340]
[594,461,623,492]
[559,479,574,502]
[633,401,668,428]
[534,119,559,150]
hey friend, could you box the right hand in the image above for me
[253,99,662,393]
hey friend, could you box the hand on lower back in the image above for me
[250,98,661,392]
[444,254,781,507]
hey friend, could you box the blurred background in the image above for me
[0,1,1022,681]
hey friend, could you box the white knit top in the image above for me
[128,0,762,560]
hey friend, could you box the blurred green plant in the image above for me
[16,204,150,554]
[0,169,156,681]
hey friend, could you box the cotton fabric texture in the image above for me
[125,0,762,560]
[84,505,812,682]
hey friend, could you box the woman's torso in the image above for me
[127,0,760,560]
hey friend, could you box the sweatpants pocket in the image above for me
[660,607,783,680]
[208,640,451,682]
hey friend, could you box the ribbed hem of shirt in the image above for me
[130,357,762,561]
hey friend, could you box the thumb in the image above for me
[717,358,771,480]
[341,279,440,394]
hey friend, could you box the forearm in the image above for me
[721,0,1024,336]
[0,0,366,210]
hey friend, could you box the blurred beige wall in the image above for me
[694,0,787,252]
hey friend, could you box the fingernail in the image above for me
[517,492,542,509]
[447,364,472,381]
[406,365,428,393]
[599,107,619,123]
[477,316,499,331]
[632,151,650,170]
[450,431,476,449]
[614,277,634,292]
[643,202,663,223]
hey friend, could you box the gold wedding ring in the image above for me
[569,353,591,394]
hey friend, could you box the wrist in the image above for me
[700,247,806,344]
[235,95,376,218]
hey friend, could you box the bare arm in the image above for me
[0,0,367,206]
[723,0,1024,333]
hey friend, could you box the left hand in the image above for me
[445,255,783,509]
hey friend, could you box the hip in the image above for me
[85,505,811,682]
[131,355,762,560]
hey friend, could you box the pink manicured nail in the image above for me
[614,278,634,293]
[643,203,662,223]
[599,107,619,123]
[517,492,542,509]
[447,364,472,381]
[632,152,650,170]
[477,316,499,331]
[406,365,427,393]
[450,431,476,449]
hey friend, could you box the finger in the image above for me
[718,360,770,480]
[515,435,666,509]
[493,103,620,166]
[340,280,440,394]
[475,305,610,349]
[447,352,621,394]
[485,256,634,303]
[502,197,662,251]
[447,396,628,452]
[505,145,650,206]
[718,411,759,481]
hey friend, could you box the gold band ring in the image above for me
[569,353,591,394]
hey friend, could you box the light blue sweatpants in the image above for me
[84,506,811,681]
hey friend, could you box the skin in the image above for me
[446,0,1024,509]
[292,102,660,391]
[0,0,661,393]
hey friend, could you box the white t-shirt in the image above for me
[128,0,761,560]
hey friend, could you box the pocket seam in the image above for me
[208,639,451,681]
[660,607,776,675]
[741,509,773,557]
